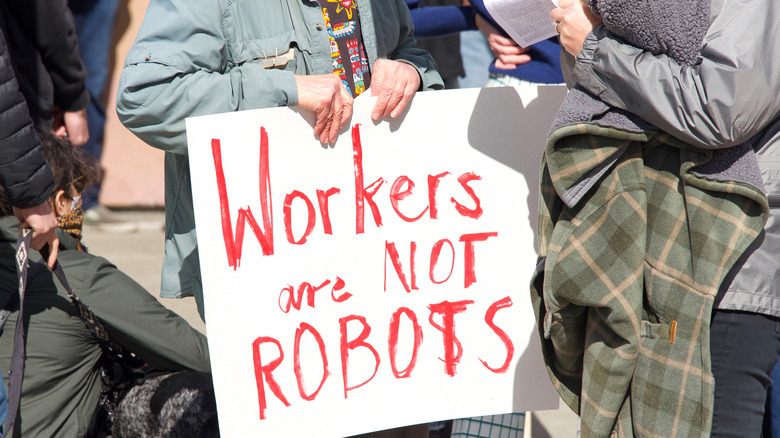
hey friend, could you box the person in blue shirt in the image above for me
[406,0,564,87]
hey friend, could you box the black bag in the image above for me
[86,348,148,437]
[112,371,219,438]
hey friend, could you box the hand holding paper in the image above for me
[483,0,559,48]
[550,0,603,55]
[476,15,532,69]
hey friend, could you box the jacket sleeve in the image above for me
[408,6,476,38]
[0,30,54,209]
[387,0,445,91]
[116,0,299,156]
[3,0,89,112]
[568,0,780,149]
[80,255,211,373]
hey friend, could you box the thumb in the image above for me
[46,240,59,269]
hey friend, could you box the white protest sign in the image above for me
[186,86,568,437]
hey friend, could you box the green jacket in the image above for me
[0,217,210,437]
[116,0,444,314]
[533,126,768,437]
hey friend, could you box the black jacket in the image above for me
[0,24,53,209]
[0,0,88,132]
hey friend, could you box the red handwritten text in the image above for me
[251,296,514,420]
[211,125,484,269]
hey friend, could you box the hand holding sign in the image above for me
[369,59,421,121]
[294,74,355,144]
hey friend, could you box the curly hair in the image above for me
[0,133,99,216]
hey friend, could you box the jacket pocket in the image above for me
[546,304,587,376]
[232,31,299,72]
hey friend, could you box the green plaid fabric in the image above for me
[531,124,769,437]
[451,413,525,438]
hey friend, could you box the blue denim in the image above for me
[68,0,120,210]
[0,372,6,433]
[710,310,780,437]
[767,360,780,438]
[458,30,492,89]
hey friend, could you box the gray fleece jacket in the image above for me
[550,0,765,207]
[567,0,780,318]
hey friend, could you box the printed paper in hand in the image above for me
[484,0,559,48]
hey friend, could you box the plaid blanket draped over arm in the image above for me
[532,124,769,437]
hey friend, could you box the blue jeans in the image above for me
[0,372,6,432]
[766,360,780,438]
[68,0,120,210]
[0,374,8,433]
[710,310,780,437]
[458,30,492,89]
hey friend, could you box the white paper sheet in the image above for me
[484,0,559,48]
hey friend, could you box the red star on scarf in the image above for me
[327,0,356,20]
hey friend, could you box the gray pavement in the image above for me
[81,209,205,334]
[82,209,578,437]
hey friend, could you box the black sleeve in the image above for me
[0,28,54,209]
[3,0,89,112]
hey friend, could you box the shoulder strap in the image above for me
[2,231,142,437]
[3,228,32,437]
[47,251,147,391]
[49,262,125,353]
